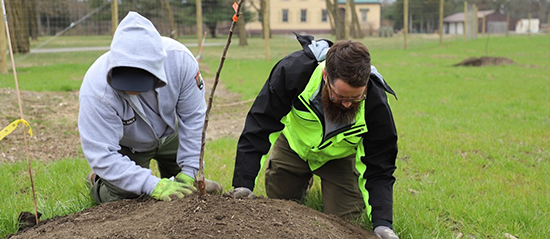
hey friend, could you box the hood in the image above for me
[107,11,167,88]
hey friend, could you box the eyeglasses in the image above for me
[325,75,367,103]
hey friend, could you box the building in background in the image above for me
[515,19,540,33]
[443,10,517,35]
[245,0,381,35]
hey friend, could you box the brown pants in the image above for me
[265,134,365,220]
[91,134,181,204]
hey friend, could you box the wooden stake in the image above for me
[197,0,244,196]
[1,0,39,224]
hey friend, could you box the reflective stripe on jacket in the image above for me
[282,61,367,171]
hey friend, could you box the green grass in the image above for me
[0,159,94,237]
[1,33,550,238]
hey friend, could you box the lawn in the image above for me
[1,33,549,238]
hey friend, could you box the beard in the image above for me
[321,85,361,125]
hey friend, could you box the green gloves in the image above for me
[175,172,195,186]
[175,172,224,195]
[151,178,195,201]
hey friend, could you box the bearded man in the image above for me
[226,34,399,239]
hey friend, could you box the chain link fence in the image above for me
[3,0,236,53]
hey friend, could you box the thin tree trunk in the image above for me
[325,0,336,35]
[345,0,351,39]
[6,0,30,53]
[262,0,270,60]
[328,0,344,40]
[260,0,270,38]
[29,0,38,40]
[160,0,177,39]
[350,0,363,38]
[0,8,8,73]
[238,0,248,46]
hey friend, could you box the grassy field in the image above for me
[1,33,549,238]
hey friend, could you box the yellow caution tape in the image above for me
[0,119,33,141]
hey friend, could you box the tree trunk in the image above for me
[0,8,8,73]
[260,0,270,38]
[207,23,217,38]
[345,0,351,39]
[238,0,248,46]
[159,0,177,39]
[326,0,344,40]
[350,0,363,39]
[29,0,38,40]
[325,0,335,33]
[5,0,30,53]
[262,0,270,60]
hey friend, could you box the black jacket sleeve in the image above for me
[232,34,332,190]
[362,77,398,228]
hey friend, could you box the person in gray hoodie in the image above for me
[79,11,219,203]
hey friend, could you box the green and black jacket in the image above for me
[232,33,398,228]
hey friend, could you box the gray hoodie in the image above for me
[78,12,206,195]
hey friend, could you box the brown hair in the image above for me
[325,40,371,87]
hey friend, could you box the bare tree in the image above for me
[350,0,364,38]
[238,0,248,46]
[249,0,271,38]
[5,0,30,53]
[326,0,345,40]
[29,0,39,40]
[159,0,178,39]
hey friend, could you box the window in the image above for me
[321,9,328,22]
[282,9,289,23]
[361,9,369,23]
[301,9,307,23]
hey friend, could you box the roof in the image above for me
[338,0,380,4]
[444,10,495,23]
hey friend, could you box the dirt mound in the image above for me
[2,74,373,238]
[9,194,375,239]
[454,56,516,67]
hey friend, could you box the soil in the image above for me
[0,75,247,163]
[1,74,375,238]
[9,194,374,239]
[453,56,517,67]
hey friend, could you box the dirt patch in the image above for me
[453,56,517,67]
[2,75,374,238]
[0,89,81,163]
[0,77,247,163]
[9,194,375,238]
